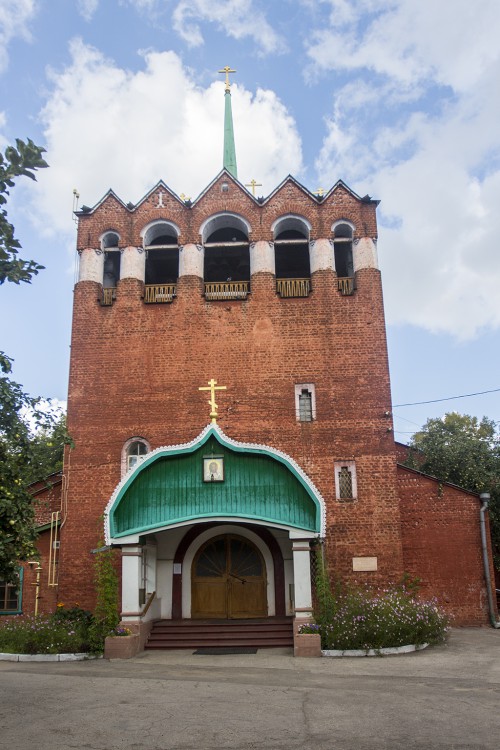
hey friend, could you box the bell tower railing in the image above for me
[276,278,311,298]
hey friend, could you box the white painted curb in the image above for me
[321,643,429,657]
[0,652,102,662]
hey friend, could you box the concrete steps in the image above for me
[145,617,294,650]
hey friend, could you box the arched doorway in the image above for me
[191,534,267,619]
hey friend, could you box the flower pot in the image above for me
[104,634,140,659]
[293,632,321,658]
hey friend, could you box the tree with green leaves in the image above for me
[20,414,67,486]
[404,413,500,568]
[0,138,48,284]
[0,138,50,582]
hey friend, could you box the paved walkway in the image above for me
[1,628,499,749]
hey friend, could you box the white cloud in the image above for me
[171,0,286,54]
[77,0,99,21]
[0,0,37,73]
[28,40,302,237]
[310,0,500,339]
[0,111,8,150]
[70,0,285,53]
[308,0,500,91]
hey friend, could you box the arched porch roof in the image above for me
[105,425,326,543]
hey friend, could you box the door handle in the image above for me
[229,572,246,584]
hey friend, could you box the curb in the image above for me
[0,652,102,662]
[321,643,429,657]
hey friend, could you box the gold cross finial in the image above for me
[245,179,262,196]
[314,187,325,197]
[198,379,227,423]
[218,65,237,92]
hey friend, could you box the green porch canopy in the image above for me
[107,427,322,539]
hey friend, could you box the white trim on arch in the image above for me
[99,230,120,250]
[271,214,312,238]
[199,212,251,244]
[140,219,180,245]
[331,219,355,236]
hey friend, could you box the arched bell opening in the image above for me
[143,221,180,303]
[332,221,355,296]
[202,214,250,300]
[273,216,311,298]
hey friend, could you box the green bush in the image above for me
[303,586,449,650]
[52,604,93,627]
[87,540,120,652]
[306,551,449,650]
[0,611,94,654]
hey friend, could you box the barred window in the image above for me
[295,383,316,422]
[334,461,357,501]
[338,466,353,499]
[299,390,313,422]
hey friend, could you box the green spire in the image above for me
[219,66,238,179]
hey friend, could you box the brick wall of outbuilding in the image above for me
[398,464,496,625]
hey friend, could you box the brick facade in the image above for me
[13,172,496,626]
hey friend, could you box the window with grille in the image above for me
[0,570,23,614]
[338,466,353,498]
[295,383,316,421]
[299,390,313,421]
[334,461,357,501]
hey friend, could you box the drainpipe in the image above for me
[479,493,500,628]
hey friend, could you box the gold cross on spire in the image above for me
[245,179,262,196]
[314,187,325,197]
[199,378,227,423]
[218,65,237,92]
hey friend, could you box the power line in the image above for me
[393,387,500,408]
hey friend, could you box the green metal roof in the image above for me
[108,428,322,538]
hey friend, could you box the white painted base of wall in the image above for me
[0,652,102,661]
[321,643,429,657]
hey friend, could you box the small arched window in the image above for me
[273,216,311,298]
[122,438,150,475]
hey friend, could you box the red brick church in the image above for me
[4,70,497,646]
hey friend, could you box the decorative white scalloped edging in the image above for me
[0,652,102,662]
[321,643,429,657]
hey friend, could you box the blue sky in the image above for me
[1,0,499,441]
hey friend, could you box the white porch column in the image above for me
[250,240,275,276]
[121,545,143,616]
[179,243,203,278]
[121,246,145,281]
[78,247,103,283]
[291,534,313,620]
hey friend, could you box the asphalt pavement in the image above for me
[1,628,499,750]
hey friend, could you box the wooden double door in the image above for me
[191,535,268,619]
